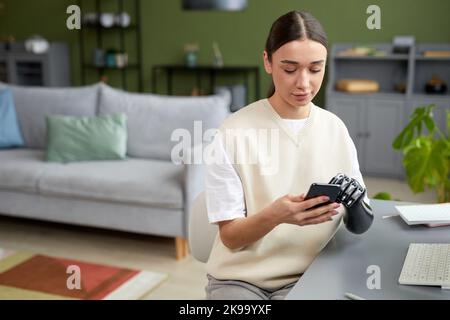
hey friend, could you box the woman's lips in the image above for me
[292,93,310,101]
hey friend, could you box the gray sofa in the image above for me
[0,82,230,259]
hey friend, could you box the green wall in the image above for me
[1,0,449,106]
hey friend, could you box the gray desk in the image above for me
[286,199,450,300]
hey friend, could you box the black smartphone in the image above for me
[304,183,341,209]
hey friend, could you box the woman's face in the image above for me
[264,39,327,107]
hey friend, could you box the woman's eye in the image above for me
[311,69,322,73]
[284,70,296,74]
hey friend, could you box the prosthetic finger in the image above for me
[328,173,374,234]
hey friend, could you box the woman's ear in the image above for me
[263,51,272,74]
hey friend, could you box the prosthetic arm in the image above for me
[329,173,374,234]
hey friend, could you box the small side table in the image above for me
[152,65,261,105]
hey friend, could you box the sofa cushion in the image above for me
[0,149,48,193]
[46,113,127,163]
[0,83,99,149]
[38,158,184,208]
[0,89,24,148]
[98,83,230,161]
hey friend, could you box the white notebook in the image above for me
[395,203,450,226]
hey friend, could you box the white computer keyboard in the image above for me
[399,243,450,288]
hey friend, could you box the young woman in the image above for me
[204,10,368,300]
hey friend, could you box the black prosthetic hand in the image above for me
[329,173,374,234]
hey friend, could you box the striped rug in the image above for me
[0,248,167,300]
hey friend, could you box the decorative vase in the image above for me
[185,51,197,67]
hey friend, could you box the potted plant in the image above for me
[392,104,450,203]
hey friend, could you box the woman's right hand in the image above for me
[268,193,341,227]
[217,193,341,250]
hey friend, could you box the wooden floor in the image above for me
[0,177,437,299]
[0,217,207,299]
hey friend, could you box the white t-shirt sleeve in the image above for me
[205,134,246,224]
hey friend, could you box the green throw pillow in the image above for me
[46,113,127,163]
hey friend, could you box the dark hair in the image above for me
[265,11,328,97]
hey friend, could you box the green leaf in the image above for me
[424,115,435,133]
[417,121,422,136]
[411,107,424,119]
[402,137,432,193]
[394,104,448,203]
[447,110,450,135]
[404,129,414,147]
[393,132,405,149]
[393,119,419,149]
[393,106,434,150]
[402,137,448,194]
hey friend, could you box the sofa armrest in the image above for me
[183,162,205,237]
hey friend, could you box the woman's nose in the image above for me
[295,71,310,90]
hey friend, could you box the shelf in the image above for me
[329,90,450,100]
[17,71,43,76]
[327,42,450,178]
[415,56,450,61]
[329,90,406,99]
[81,24,137,30]
[84,64,140,70]
[411,93,450,99]
[153,65,259,72]
[0,42,70,86]
[152,65,261,103]
[78,0,143,91]
[334,54,409,61]
[415,44,450,61]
